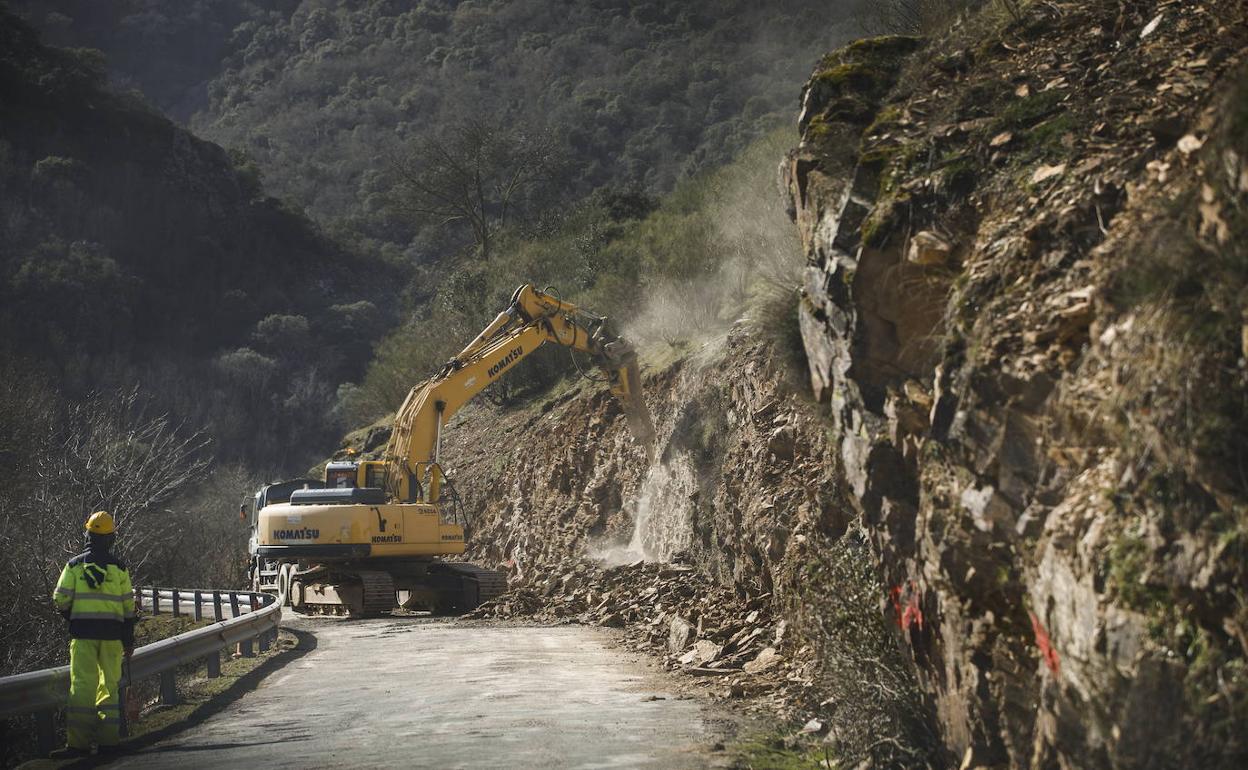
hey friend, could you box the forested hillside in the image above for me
[6,0,277,122]
[12,1,869,264]
[190,0,866,262]
[0,7,410,699]
[0,9,395,470]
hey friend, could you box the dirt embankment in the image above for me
[786,0,1247,767]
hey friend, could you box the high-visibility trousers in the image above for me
[66,638,123,749]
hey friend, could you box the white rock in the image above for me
[907,230,953,266]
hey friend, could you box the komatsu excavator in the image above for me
[246,284,655,616]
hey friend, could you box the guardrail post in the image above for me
[152,588,160,616]
[159,670,178,705]
[118,684,129,738]
[258,630,270,653]
[193,590,203,621]
[229,592,240,618]
[239,637,254,658]
[213,591,223,621]
[35,710,55,755]
[206,650,221,679]
[172,589,181,618]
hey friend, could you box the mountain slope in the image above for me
[191,0,867,257]
[7,0,271,122]
[0,9,396,468]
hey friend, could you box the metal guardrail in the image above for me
[0,586,282,754]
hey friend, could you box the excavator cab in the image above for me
[324,460,417,502]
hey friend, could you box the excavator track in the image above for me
[289,568,396,617]
[435,562,509,611]
[355,570,397,617]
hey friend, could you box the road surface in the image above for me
[106,617,736,769]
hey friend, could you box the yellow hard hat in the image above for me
[85,511,115,535]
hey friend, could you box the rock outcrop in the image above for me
[785,1,1248,767]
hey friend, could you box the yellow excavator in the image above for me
[246,284,655,616]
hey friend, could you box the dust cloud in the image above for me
[602,136,804,566]
[622,134,803,353]
[592,455,698,565]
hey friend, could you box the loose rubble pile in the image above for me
[469,558,824,721]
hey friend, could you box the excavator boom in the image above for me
[383,284,655,500]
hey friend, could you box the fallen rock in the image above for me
[680,639,724,666]
[1031,163,1067,184]
[907,230,953,266]
[744,646,781,674]
[688,666,739,676]
[669,615,695,653]
[767,425,797,459]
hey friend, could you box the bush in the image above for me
[0,367,210,678]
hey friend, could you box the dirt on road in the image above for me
[102,616,748,770]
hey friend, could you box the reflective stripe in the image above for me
[97,704,120,713]
[68,611,125,621]
[55,587,75,596]
[72,592,127,602]
[66,706,98,714]
[99,716,121,725]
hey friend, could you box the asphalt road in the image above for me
[106,617,735,769]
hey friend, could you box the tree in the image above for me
[392,119,559,260]
[0,380,209,678]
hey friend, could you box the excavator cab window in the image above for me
[364,464,387,490]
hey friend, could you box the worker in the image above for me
[49,511,136,758]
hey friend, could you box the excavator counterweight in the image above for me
[247,284,654,616]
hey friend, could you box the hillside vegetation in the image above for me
[7,0,271,122]
[191,0,866,262]
[0,10,394,470]
[343,128,804,423]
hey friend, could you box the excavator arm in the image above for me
[382,284,655,502]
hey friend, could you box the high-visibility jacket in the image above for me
[53,549,136,647]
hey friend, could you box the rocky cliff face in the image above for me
[786,1,1247,767]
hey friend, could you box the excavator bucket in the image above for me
[602,338,656,458]
[620,362,657,458]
